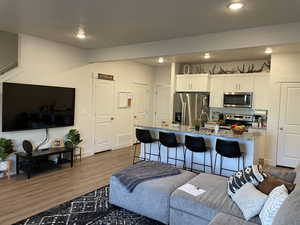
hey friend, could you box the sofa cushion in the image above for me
[272,185,300,225]
[209,213,258,225]
[228,165,266,197]
[109,169,196,224]
[257,174,295,195]
[265,167,296,184]
[232,183,267,221]
[170,173,261,224]
[259,185,288,225]
[294,163,300,184]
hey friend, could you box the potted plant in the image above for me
[0,138,14,171]
[192,118,201,131]
[64,129,83,149]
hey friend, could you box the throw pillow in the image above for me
[257,174,296,195]
[259,185,289,225]
[232,182,268,221]
[228,165,267,196]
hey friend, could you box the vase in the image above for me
[195,125,200,131]
[0,160,9,171]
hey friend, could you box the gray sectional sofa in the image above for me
[110,165,300,225]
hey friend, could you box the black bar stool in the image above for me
[184,135,213,173]
[159,131,185,168]
[132,129,160,164]
[214,139,245,176]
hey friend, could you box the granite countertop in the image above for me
[135,124,262,141]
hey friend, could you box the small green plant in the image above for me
[65,129,83,149]
[192,118,201,127]
[0,138,14,161]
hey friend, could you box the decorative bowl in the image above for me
[231,127,246,135]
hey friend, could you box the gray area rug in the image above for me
[14,185,163,225]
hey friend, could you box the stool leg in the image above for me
[210,150,213,174]
[204,152,206,173]
[143,143,147,161]
[191,151,194,172]
[132,143,138,164]
[149,143,152,161]
[158,142,161,162]
[183,147,186,169]
[220,156,223,176]
[175,147,178,167]
[242,154,245,169]
[214,153,218,175]
[167,147,169,165]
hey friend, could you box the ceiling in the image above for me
[0,0,300,49]
[134,43,300,66]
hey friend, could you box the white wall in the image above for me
[265,52,300,165]
[89,61,155,150]
[0,34,156,176]
[154,65,171,85]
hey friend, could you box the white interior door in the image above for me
[155,85,171,125]
[93,79,116,153]
[277,83,300,167]
[133,83,151,135]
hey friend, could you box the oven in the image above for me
[223,92,253,108]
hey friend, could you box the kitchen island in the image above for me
[135,124,265,176]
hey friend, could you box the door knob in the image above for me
[110,117,114,120]
[280,127,283,131]
[134,116,137,119]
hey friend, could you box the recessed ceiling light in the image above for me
[76,28,86,39]
[204,53,211,59]
[228,2,244,10]
[265,48,273,54]
[158,57,164,63]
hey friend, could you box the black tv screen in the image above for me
[2,82,75,132]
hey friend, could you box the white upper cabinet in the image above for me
[176,74,210,92]
[209,76,224,108]
[253,75,270,110]
[224,75,254,92]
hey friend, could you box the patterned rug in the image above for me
[14,185,163,225]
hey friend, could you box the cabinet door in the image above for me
[238,76,254,92]
[176,76,190,92]
[190,75,209,92]
[224,76,254,92]
[224,77,238,92]
[209,77,224,107]
[253,75,270,110]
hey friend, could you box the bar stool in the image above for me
[214,139,244,176]
[159,131,185,168]
[132,129,160,164]
[184,135,213,173]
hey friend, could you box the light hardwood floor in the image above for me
[0,147,134,225]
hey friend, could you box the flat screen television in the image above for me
[2,82,75,132]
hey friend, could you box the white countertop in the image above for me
[135,124,263,141]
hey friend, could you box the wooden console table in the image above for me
[16,147,73,179]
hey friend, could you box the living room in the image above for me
[0,1,300,225]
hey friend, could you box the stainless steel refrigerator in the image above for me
[173,92,209,127]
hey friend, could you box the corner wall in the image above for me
[266,52,300,165]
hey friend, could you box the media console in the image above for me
[15,147,73,179]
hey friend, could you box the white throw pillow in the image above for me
[232,182,268,221]
[259,185,289,225]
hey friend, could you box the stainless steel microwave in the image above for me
[223,92,253,108]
